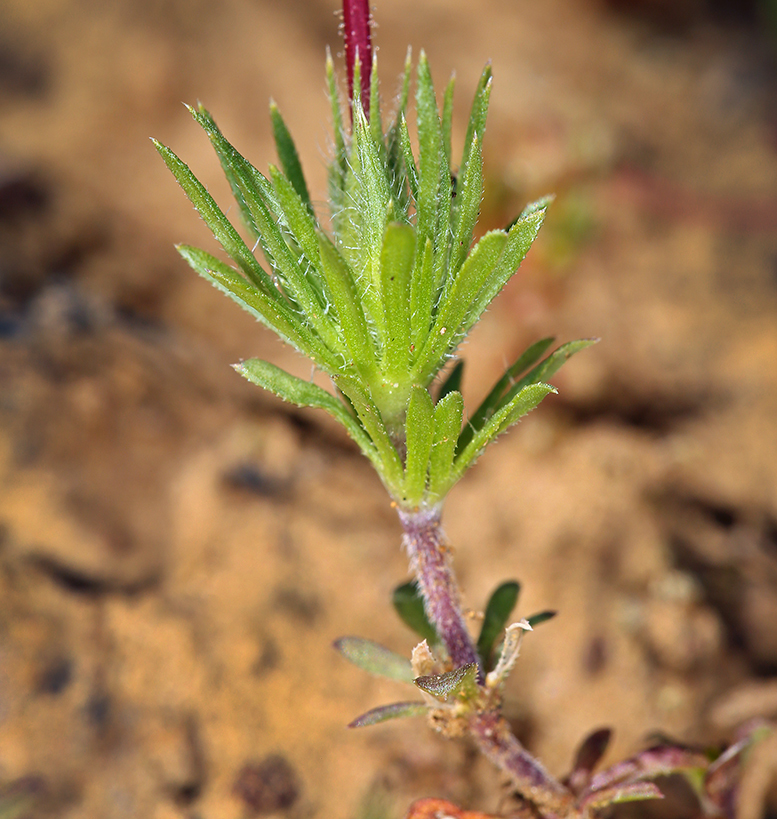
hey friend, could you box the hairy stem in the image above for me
[469,711,573,816]
[398,506,481,672]
[399,507,573,816]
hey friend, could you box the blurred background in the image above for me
[1,0,777,817]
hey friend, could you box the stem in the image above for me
[468,711,573,816]
[342,0,372,116]
[398,506,574,816]
[398,507,481,672]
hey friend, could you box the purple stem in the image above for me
[397,507,481,672]
[469,711,573,815]
[398,506,573,815]
[342,0,372,117]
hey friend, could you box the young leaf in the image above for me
[334,637,415,683]
[348,701,428,728]
[332,373,404,493]
[460,205,548,338]
[270,100,312,212]
[404,387,435,505]
[476,581,520,669]
[414,230,508,379]
[414,52,444,261]
[235,359,381,470]
[567,728,613,794]
[177,246,335,371]
[448,383,556,492]
[428,390,464,501]
[457,337,555,453]
[393,580,438,645]
[448,132,483,277]
[153,140,270,291]
[380,223,416,374]
[526,611,557,628]
[317,237,379,383]
[415,662,479,702]
[490,339,598,421]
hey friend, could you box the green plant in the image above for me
[154,1,762,815]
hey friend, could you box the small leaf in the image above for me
[177,246,335,371]
[428,390,464,502]
[477,581,520,670]
[590,746,710,792]
[447,383,556,493]
[414,230,508,379]
[270,100,312,212]
[317,237,379,383]
[348,701,428,728]
[415,663,479,702]
[404,387,435,505]
[526,611,557,628]
[235,359,381,470]
[567,728,612,794]
[380,222,416,375]
[333,374,403,493]
[334,637,414,683]
[457,337,555,453]
[393,581,438,645]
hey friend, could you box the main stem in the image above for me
[398,506,481,672]
[398,506,573,816]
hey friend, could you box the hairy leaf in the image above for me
[334,637,414,683]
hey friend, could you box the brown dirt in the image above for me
[1,0,777,817]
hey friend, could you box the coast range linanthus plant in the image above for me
[154,1,763,816]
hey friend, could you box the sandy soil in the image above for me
[1,1,777,817]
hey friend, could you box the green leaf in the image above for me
[334,637,414,683]
[414,52,444,263]
[368,52,384,151]
[461,205,548,338]
[414,230,508,379]
[459,63,492,190]
[235,359,382,471]
[270,100,312,212]
[526,610,557,628]
[415,663,479,702]
[177,246,335,370]
[448,383,556,492]
[428,390,464,502]
[393,580,438,644]
[404,386,435,505]
[188,108,343,354]
[457,337,555,453]
[153,140,270,291]
[448,132,483,277]
[317,237,379,383]
[352,101,392,319]
[348,701,428,728]
[490,338,597,420]
[441,74,455,172]
[326,47,347,208]
[380,222,416,374]
[409,238,434,355]
[398,116,419,203]
[332,374,403,493]
[477,581,520,669]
